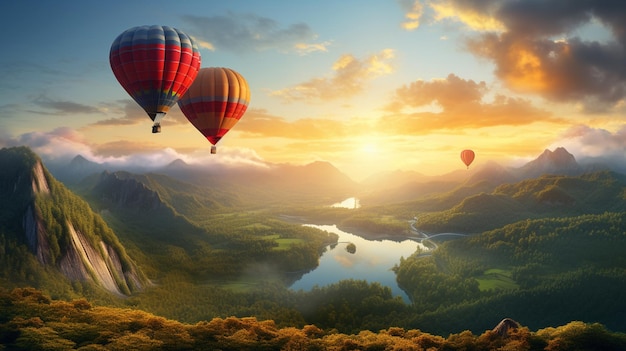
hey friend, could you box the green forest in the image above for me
[2,146,626,349]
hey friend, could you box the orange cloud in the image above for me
[235,108,353,139]
[381,74,557,134]
[399,0,424,31]
[270,49,395,102]
[239,74,558,144]
[430,0,504,31]
[448,0,626,111]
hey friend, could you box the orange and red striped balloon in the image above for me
[177,67,250,153]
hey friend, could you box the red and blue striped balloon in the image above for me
[110,25,201,132]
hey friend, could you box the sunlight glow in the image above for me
[360,143,379,155]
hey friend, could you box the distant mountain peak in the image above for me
[537,147,576,166]
[303,160,339,172]
[166,158,188,168]
[519,147,581,178]
[69,154,90,166]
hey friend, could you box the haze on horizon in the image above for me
[1,1,626,181]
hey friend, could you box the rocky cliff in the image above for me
[1,146,147,296]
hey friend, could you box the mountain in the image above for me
[359,162,516,206]
[59,156,360,206]
[415,170,626,234]
[517,147,582,178]
[360,147,592,206]
[83,169,239,218]
[464,160,518,186]
[47,155,108,185]
[272,161,358,196]
[0,146,148,296]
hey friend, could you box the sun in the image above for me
[360,143,379,155]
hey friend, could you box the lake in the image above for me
[331,197,361,209]
[289,224,427,303]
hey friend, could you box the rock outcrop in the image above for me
[0,146,148,296]
[31,162,146,295]
[492,318,521,337]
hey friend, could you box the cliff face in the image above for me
[1,146,148,296]
[26,160,146,295]
[58,220,144,296]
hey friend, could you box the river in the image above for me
[289,223,428,303]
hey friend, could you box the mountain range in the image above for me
[359,146,607,205]
[48,146,600,206]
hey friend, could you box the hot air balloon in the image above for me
[177,67,250,154]
[460,149,475,169]
[109,25,201,133]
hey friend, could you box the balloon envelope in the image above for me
[177,67,250,150]
[460,149,475,168]
[109,25,201,131]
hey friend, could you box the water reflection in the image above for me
[290,224,427,303]
[331,197,360,209]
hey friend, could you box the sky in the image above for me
[1,0,626,181]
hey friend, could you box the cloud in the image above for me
[550,124,626,159]
[90,142,268,171]
[434,0,626,111]
[294,41,332,55]
[5,128,94,164]
[182,13,328,54]
[467,33,626,111]
[235,108,353,139]
[192,37,215,51]
[398,0,424,31]
[87,100,146,127]
[0,61,65,90]
[0,103,20,116]
[87,100,188,128]
[381,74,556,134]
[1,127,269,172]
[270,49,395,102]
[430,0,504,31]
[29,96,103,115]
[239,74,556,140]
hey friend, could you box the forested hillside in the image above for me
[414,171,626,233]
[394,211,626,334]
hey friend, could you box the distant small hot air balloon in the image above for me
[177,67,250,154]
[109,25,201,133]
[460,149,475,169]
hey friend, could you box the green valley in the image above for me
[2,146,626,349]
